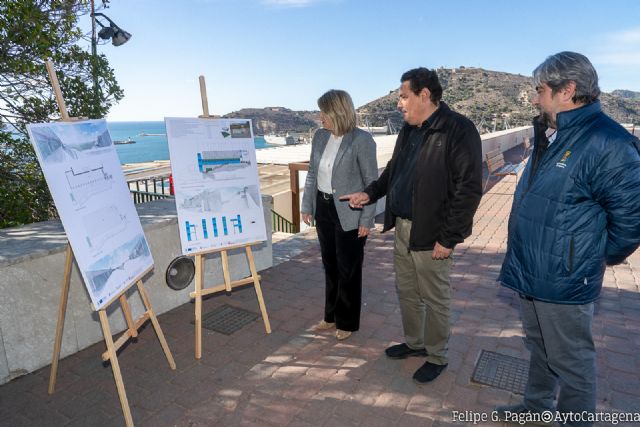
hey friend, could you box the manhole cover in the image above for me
[471,350,529,394]
[196,304,259,335]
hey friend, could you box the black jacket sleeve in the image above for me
[437,120,483,248]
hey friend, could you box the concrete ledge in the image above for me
[0,196,273,384]
[480,125,533,157]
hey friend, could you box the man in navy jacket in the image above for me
[497,52,640,426]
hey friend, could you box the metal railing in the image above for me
[272,209,296,233]
[127,175,173,204]
[130,190,173,204]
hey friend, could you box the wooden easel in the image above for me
[45,60,176,427]
[190,76,271,360]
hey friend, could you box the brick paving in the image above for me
[1,172,639,426]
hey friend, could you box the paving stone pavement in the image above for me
[1,175,639,427]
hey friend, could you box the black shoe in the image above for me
[412,361,447,384]
[385,343,427,359]
[494,403,554,426]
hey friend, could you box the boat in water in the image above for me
[114,137,136,145]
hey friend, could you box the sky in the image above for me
[92,0,640,121]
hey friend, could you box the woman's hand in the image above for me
[302,213,312,225]
[358,226,370,238]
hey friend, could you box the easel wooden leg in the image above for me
[48,244,73,395]
[246,246,271,334]
[119,294,138,339]
[136,280,176,369]
[194,254,204,359]
[99,310,134,427]
[221,250,232,292]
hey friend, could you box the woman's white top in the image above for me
[317,133,343,193]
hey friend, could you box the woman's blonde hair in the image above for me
[317,89,357,136]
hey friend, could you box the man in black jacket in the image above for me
[341,68,482,383]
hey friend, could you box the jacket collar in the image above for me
[555,100,601,131]
[400,101,451,134]
[333,129,353,168]
[427,101,450,131]
[318,128,354,170]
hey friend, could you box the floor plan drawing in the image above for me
[65,163,114,207]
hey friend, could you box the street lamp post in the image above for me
[89,1,131,115]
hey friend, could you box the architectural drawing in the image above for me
[179,185,260,213]
[27,119,154,310]
[83,206,127,253]
[65,163,113,207]
[86,234,151,295]
[30,122,112,164]
[165,117,267,254]
[197,150,251,174]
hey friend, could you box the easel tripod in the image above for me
[44,59,176,427]
[190,75,272,360]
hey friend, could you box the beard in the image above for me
[540,111,556,129]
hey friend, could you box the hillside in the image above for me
[358,67,640,133]
[224,107,319,135]
[223,69,640,135]
[611,89,640,100]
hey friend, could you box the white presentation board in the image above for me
[165,118,267,255]
[27,120,154,310]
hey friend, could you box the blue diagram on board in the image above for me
[185,215,243,241]
[197,151,246,173]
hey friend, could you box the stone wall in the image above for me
[480,125,533,157]
[0,197,273,385]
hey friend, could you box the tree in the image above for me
[0,0,123,228]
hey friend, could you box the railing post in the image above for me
[288,161,309,234]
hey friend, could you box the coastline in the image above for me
[122,159,171,180]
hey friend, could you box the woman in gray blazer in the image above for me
[301,89,378,341]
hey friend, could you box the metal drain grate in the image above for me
[471,350,529,394]
[196,304,259,335]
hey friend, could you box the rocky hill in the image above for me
[358,67,640,133]
[224,69,640,135]
[611,89,640,99]
[224,107,319,135]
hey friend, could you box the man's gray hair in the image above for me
[533,51,600,104]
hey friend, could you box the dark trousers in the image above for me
[315,191,366,331]
[520,297,596,426]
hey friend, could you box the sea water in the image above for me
[107,121,272,165]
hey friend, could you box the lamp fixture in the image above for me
[92,12,131,47]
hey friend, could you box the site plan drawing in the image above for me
[165,118,267,254]
[28,120,154,310]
